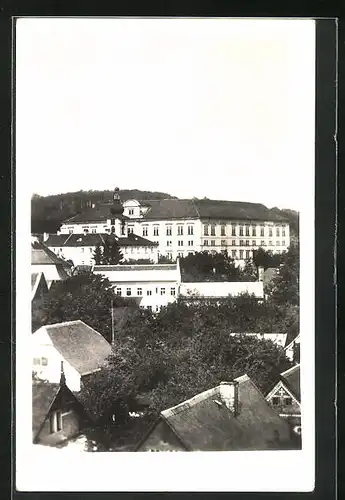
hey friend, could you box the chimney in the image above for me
[258,266,264,282]
[60,361,66,386]
[219,381,239,417]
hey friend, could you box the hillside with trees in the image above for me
[31,189,177,233]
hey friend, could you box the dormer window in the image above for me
[110,218,115,225]
[128,209,134,216]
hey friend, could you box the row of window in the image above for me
[203,240,287,247]
[204,224,287,237]
[271,396,293,406]
[116,287,176,297]
[33,357,48,366]
[143,225,195,237]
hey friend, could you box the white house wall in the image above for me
[32,329,82,392]
[179,281,264,299]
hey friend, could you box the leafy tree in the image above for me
[31,272,135,342]
[180,251,240,282]
[80,295,294,435]
[266,243,299,306]
[123,259,154,265]
[252,248,283,270]
[93,244,103,265]
[101,237,124,265]
[238,259,258,281]
[158,255,176,264]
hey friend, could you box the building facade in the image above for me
[58,190,290,263]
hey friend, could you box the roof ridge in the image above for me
[280,363,300,377]
[161,386,219,418]
[45,319,84,329]
[234,374,250,383]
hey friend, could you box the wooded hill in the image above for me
[31,189,299,238]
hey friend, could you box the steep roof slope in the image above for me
[159,375,291,451]
[32,381,60,439]
[280,364,300,401]
[40,320,112,376]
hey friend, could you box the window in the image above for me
[170,288,176,296]
[272,397,280,406]
[240,240,244,246]
[89,247,93,253]
[147,290,152,296]
[221,225,226,236]
[261,240,265,246]
[153,226,159,236]
[252,226,256,237]
[33,357,41,365]
[239,225,244,236]
[269,227,273,237]
[81,248,85,253]
[282,240,286,246]
[245,225,250,236]
[239,250,244,259]
[91,228,96,234]
[177,225,184,236]
[232,240,236,246]
[210,240,215,246]
[188,251,193,255]
[276,241,280,246]
[231,224,236,236]
[284,397,292,406]
[252,240,256,246]
[210,225,216,236]
[49,411,62,434]
[137,288,142,296]
[156,287,158,294]
[188,240,193,246]
[245,240,249,246]
[161,288,165,296]
[167,252,172,259]
[231,250,236,258]
[204,225,209,236]
[178,252,183,258]
[167,241,172,247]
[204,240,209,246]
[187,225,194,235]
[282,226,286,237]
[142,227,148,237]
[110,218,115,225]
[126,288,132,296]
[260,226,265,237]
[276,227,280,237]
[129,208,134,215]
[245,250,250,259]
[147,305,152,311]
[178,240,183,247]
[221,239,226,246]
[128,226,134,234]
[269,240,273,246]
[69,229,73,234]
[155,305,160,312]
[116,288,122,296]
[166,226,172,236]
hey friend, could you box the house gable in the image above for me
[266,380,300,418]
[136,418,187,452]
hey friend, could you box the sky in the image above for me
[16,18,315,210]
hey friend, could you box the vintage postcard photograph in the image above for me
[16,17,315,492]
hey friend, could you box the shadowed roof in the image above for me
[32,381,60,439]
[45,232,157,248]
[158,375,292,451]
[38,320,112,375]
[280,364,300,401]
[62,199,289,224]
[31,241,72,269]
[31,273,39,290]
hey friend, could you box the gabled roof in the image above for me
[63,204,129,224]
[280,364,300,401]
[34,320,112,376]
[62,199,289,224]
[155,375,291,451]
[32,380,61,439]
[193,199,289,222]
[46,232,157,248]
[31,240,72,269]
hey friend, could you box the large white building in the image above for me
[58,188,290,263]
[92,260,264,312]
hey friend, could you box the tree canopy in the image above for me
[93,238,124,265]
[32,272,136,342]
